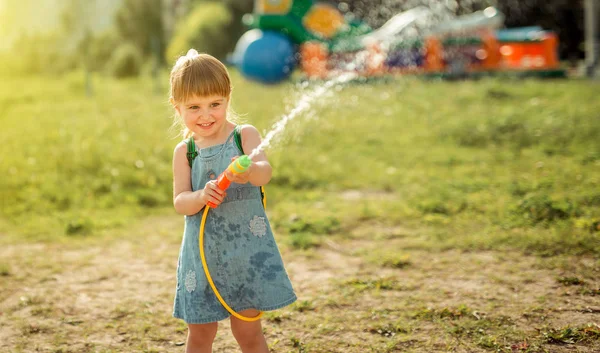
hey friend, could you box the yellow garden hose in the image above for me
[199,202,265,322]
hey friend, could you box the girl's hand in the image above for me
[224,157,252,184]
[199,180,226,207]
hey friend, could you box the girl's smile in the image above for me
[198,122,215,129]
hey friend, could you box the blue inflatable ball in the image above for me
[232,29,296,84]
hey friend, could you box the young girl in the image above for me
[170,50,297,353]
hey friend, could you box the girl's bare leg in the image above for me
[230,309,269,353]
[186,322,218,353]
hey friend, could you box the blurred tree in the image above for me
[221,0,254,13]
[87,30,122,72]
[106,43,144,78]
[1,0,78,74]
[221,0,255,48]
[0,0,64,51]
[188,0,252,13]
[166,1,233,62]
[6,31,76,75]
[115,0,166,64]
[165,0,253,64]
[163,0,188,45]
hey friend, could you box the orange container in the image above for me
[499,32,559,70]
[541,32,559,68]
[481,32,500,70]
[424,37,444,72]
[300,41,329,78]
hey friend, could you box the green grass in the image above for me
[1,70,599,256]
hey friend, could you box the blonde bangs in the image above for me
[170,53,232,103]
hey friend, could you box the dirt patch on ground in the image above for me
[1,217,598,352]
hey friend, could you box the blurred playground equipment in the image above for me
[229,0,567,83]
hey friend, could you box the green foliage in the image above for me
[282,215,340,235]
[379,254,411,269]
[106,43,144,78]
[0,32,77,76]
[114,0,165,62]
[0,0,127,76]
[442,86,600,155]
[511,193,579,225]
[414,305,471,320]
[0,263,10,277]
[290,337,307,352]
[541,324,600,344]
[65,217,94,236]
[0,72,173,239]
[292,300,315,312]
[343,278,398,292]
[288,232,320,250]
[366,322,411,336]
[135,189,168,208]
[557,276,586,286]
[220,0,254,13]
[279,213,339,249]
[87,30,122,72]
[166,2,233,63]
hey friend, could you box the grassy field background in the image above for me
[1,71,599,352]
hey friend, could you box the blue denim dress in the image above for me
[173,130,297,324]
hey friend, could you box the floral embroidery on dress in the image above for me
[184,270,197,293]
[206,169,216,180]
[249,215,267,238]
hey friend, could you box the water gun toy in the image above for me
[206,155,252,208]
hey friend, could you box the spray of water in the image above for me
[248,1,493,159]
[248,72,357,159]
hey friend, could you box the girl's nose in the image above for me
[198,108,209,117]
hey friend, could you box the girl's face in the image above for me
[175,94,229,139]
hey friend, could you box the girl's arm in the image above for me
[227,125,272,187]
[173,142,225,215]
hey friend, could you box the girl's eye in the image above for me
[211,103,220,108]
[190,106,199,110]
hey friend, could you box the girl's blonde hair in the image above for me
[170,49,240,139]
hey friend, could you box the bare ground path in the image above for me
[1,215,599,352]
